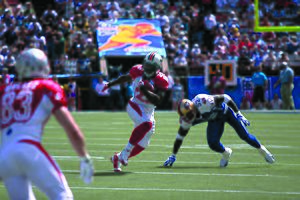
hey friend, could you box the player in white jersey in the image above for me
[102,52,169,172]
[164,94,275,168]
[0,48,94,200]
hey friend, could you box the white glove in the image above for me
[80,155,94,184]
[163,155,176,167]
[236,111,250,126]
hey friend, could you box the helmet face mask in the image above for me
[143,52,162,78]
[143,62,157,78]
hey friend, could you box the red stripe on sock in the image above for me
[129,121,152,145]
[129,145,145,158]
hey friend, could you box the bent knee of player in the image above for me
[207,139,220,151]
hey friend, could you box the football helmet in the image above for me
[143,51,163,78]
[178,99,196,119]
[15,48,50,80]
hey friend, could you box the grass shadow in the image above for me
[156,165,220,169]
[93,171,132,176]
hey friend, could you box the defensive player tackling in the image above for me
[164,94,275,168]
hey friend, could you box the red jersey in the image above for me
[0,79,67,145]
[129,65,168,108]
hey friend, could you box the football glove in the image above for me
[163,155,176,167]
[236,111,250,126]
[80,155,94,184]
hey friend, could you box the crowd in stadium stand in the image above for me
[0,0,299,78]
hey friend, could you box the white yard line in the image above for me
[0,185,299,195]
[63,169,288,178]
[43,142,300,150]
[51,156,300,166]
[67,187,300,195]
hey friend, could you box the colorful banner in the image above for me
[96,19,166,57]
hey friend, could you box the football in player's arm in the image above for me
[164,94,275,168]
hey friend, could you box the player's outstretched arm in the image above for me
[214,94,250,126]
[54,107,94,184]
[102,74,132,92]
[164,127,189,167]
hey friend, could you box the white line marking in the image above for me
[0,185,299,195]
[67,186,300,195]
[53,158,300,166]
[63,170,287,178]
[52,156,104,160]
[43,142,300,150]
[47,149,300,157]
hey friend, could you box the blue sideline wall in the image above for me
[188,76,300,109]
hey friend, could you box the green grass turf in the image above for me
[1,111,300,200]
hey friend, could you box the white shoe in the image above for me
[220,147,232,168]
[111,153,122,172]
[259,145,275,164]
[119,149,130,166]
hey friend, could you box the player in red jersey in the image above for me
[102,51,169,172]
[0,48,94,199]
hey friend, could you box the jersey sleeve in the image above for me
[44,80,67,113]
[129,65,143,79]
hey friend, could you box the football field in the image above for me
[0,111,300,200]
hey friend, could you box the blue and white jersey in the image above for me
[192,94,228,121]
[180,94,228,130]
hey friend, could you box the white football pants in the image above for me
[127,100,155,148]
[0,139,73,200]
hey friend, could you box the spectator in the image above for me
[2,24,18,46]
[238,34,253,51]
[107,67,124,111]
[66,77,77,112]
[53,31,65,60]
[273,62,295,110]
[252,49,266,69]
[284,35,299,55]
[173,52,188,67]
[77,52,91,74]
[270,93,283,110]
[95,76,110,110]
[0,51,4,71]
[84,3,97,20]
[84,41,98,72]
[171,77,184,110]
[263,50,277,74]
[23,1,35,16]
[208,69,226,95]
[203,9,217,53]
[240,96,251,110]
[1,68,10,85]
[41,4,58,27]
[3,51,16,74]
[251,65,268,110]
[190,43,201,58]
[237,47,253,75]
